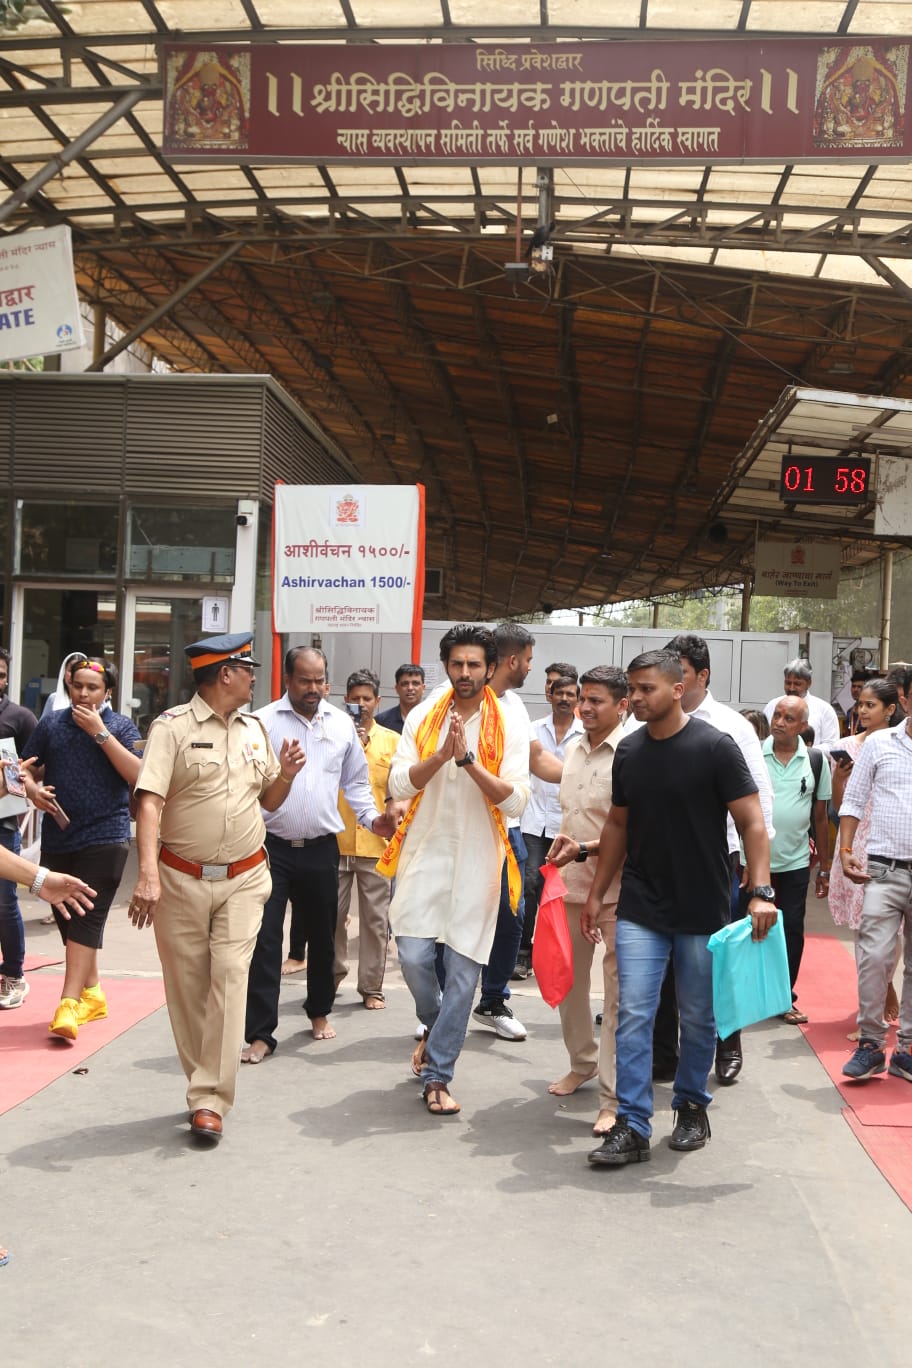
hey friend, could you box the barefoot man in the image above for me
[546,666,628,1137]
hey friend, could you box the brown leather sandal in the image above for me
[423,1081,460,1116]
[411,1028,428,1077]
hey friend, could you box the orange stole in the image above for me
[375,686,522,912]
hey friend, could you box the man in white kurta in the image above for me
[387,626,529,1115]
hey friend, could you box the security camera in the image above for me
[236,514,251,527]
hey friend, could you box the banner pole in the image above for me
[411,483,426,664]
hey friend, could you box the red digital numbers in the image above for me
[779,457,870,504]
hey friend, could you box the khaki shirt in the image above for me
[557,722,626,904]
[136,693,280,863]
[337,723,399,859]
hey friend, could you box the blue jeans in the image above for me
[480,827,527,1005]
[397,936,482,1087]
[615,919,716,1139]
[519,830,551,953]
[0,826,24,981]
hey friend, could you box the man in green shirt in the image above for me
[759,696,831,1024]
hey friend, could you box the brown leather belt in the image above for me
[159,845,266,881]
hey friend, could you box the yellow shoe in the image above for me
[49,998,80,1041]
[76,984,108,1025]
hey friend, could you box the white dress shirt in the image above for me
[691,690,775,852]
[255,695,379,840]
[840,723,912,860]
[522,712,584,839]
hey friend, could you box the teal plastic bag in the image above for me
[706,912,792,1039]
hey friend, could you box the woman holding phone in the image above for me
[23,656,141,1041]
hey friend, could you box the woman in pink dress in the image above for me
[828,678,900,1032]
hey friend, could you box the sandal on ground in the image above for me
[411,1028,428,1077]
[781,1006,808,1024]
[422,1081,460,1116]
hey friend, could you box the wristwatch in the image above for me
[575,842,589,863]
[95,729,111,746]
[747,884,776,902]
[455,750,475,768]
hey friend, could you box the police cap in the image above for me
[184,632,261,670]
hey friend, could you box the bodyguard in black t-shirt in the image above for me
[582,650,777,1167]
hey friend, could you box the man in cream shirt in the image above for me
[546,666,629,1138]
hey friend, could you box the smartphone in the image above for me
[1,759,25,798]
[830,748,852,765]
[345,702,361,721]
[50,802,70,831]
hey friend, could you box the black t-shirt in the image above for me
[0,693,37,752]
[374,705,405,735]
[611,716,758,935]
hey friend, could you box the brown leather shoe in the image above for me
[189,1109,223,1141]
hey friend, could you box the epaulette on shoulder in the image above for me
[156,703,193,722]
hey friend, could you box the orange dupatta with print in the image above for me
[375,685,523,913]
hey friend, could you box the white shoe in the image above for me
[414,1019,426,1040]
[472,1000,527,1041]
[0,975,29,1010]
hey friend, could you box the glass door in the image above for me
[17,585,118,715]
[124,590,204,736]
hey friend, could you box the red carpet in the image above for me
[0,968,165,1117]
[797,933,912,1127]
[796,931,912,1212]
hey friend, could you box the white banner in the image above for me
[274,484,424,633]
[0,226,85,363]
[754,538,841,599]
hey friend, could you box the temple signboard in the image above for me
[162,39,911,165]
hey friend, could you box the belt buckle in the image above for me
[290,840,306,848]
[200,863,228,880]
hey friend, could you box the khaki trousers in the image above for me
[557,898,618,1108]
[154,859,271,1117]
[334,856,391,999]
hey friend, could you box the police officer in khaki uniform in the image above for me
[128,632,304,1143]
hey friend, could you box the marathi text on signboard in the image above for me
[754,538,842,599]
[273,484,425,634]
[162,39,911,165]
[0,226,84,364]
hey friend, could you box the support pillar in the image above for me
[880,550,894,667]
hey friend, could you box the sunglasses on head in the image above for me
[70,659,106,676]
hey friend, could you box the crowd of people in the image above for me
[1,633,911,1177]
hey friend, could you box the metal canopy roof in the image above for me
[3,2,912,616]
[715,386,912,559]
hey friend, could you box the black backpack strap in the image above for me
[808,746,823,800]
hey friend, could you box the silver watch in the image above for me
[95,729,111,746]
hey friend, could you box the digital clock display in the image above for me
[778,455,872,505]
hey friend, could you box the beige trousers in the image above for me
[334,856,391,1000]
[154,859,271,1117]
[557,898,618,1108]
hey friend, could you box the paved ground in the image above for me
[3,861,910,1368]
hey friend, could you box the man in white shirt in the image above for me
[472,622,537,1040]
[385,624,529,1115]
[763,657,840,751]
[242,647,394,1060]
[513,672,583,980]
[840,664,912,1085]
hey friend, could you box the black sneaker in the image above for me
[842,1040,887,1081]
[472,1000,527,1041]
[669,1101,711,1151]
[587,1117,651,1167]
[510,951,532,981]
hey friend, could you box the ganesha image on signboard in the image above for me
[813,43,907,149]
[164,49,250,152]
